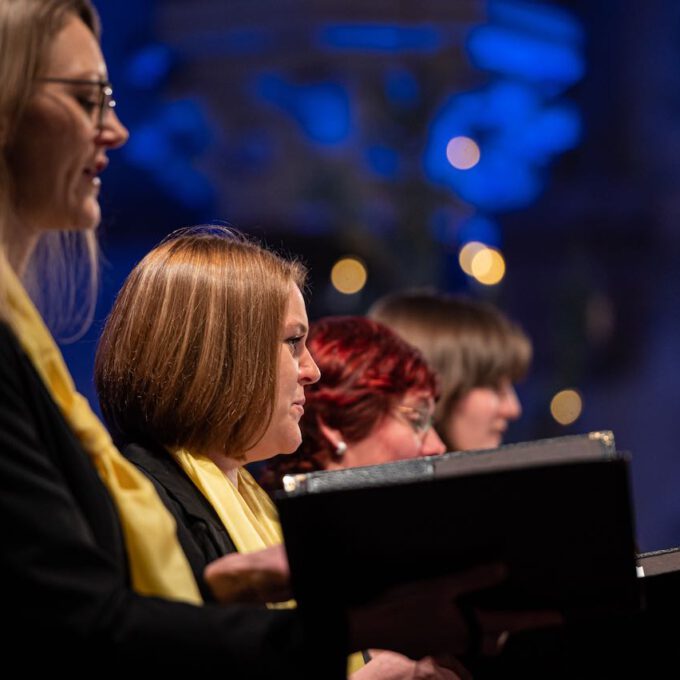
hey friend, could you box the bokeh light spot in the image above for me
[331,257,367,295]
[446,136,481,170]
[550,389,583,425]
[458,241,486,275]
[470,247,505,285]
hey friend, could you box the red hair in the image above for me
[260,316,438,491]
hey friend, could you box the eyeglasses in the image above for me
[37,77,116,127]
[395,404,435,442]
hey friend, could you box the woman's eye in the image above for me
[76,97,99,113]
[286,336,303,352]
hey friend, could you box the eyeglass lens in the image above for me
[37,77,116,126]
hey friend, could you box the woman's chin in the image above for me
[77,200,101,230]
[280,429,303,456]
[66,195,101,231]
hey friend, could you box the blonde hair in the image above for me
[0,0,100,337]
[369,289,532,439]
[95,226,308,460]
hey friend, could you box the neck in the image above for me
[206,451,241,488]
[5,212,39,277]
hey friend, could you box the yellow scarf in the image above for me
[3,262,201,604]
[171,450,282,552]
[170,449,365,674]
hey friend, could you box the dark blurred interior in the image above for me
[63,0,680,552]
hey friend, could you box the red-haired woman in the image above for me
[262,315,446,484]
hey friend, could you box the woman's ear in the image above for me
[317,417,347,457]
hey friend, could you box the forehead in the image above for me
[284,284,308,326]
[47,14,106,78]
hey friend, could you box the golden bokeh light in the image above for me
[458,241,486,276]
[470,247,505,285]
[330,257,368,295]
[446,136,481,170]
[550,389,583,426]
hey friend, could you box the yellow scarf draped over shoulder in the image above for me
[3,263,201,604]
[170,449,366,675]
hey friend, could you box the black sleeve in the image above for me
[0,325,347,677]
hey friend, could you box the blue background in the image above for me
[61,0,680,553]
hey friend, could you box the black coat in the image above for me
[123,441,238,600]
[0,322,345,677]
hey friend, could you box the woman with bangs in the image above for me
[368,290,532,453]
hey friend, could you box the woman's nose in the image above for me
[98,109,129,149]
[300,349,321,385]
[499,382,522,420]
[420,427,447,456]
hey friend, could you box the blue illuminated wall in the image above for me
[425,0,583,251]
[60,0,680,553]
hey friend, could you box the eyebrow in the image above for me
[285,322,308,335]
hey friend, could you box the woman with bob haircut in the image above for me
[95,226,316,470]
[368,290,532,453]
[95,227,495,679]
[262,315,447,486]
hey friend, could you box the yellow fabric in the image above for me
[3,263,201,604]
[171,450,282,552]
[170,449,365,673]
[347,652,366,675]
[347,653,367,675]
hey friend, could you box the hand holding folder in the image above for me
[204,544,291,604]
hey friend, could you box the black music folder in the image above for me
[276,431,642,622]
[636,546,680,614]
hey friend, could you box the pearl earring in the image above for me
[335,441,347,456]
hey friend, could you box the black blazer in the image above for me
[0,322,345,677]
[124,441,238,599]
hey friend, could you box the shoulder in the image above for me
[0,321,44,408]
[123,442,223,527]
[123,441,238,571]
[124,441,168,475]
[0,321,25,369]
[124,442,195,500]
